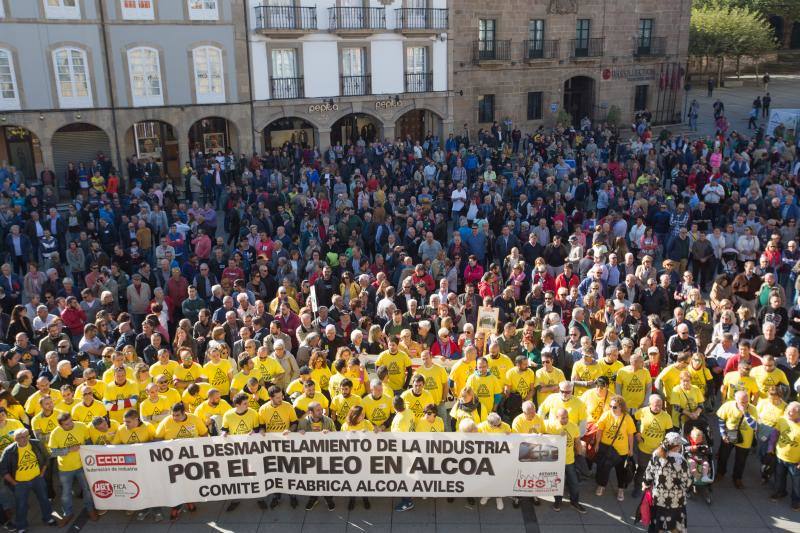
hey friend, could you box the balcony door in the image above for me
[478,19,496,59]
[267,0,295,29]
[342,47,367,95]
[272,48,300,98]
[407,0,426,29]
[406,46,428,92]
[339,0,364,29]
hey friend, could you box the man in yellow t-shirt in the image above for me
[477,412,511,433]
[71,385,107,425]
[329,379,362,427]
[415,404,445,432]
[172,349,204,390]
[139,383,172,424]
[48,413,96,521]
[31,396,61,451]
[401,375,435,419]
[512,401,543,434]
[465,357,502,415]
[221,393,261,436]
[772,402,800,507]
[88,417,118,445]
[486,343,514,383]
[449,346,478,398]
[113,409,156,444]
[538,381,587,433]
[254,346,286,386]
[361,380,394,430]
[616,354,652,412]
[505,356,536,403]
[722,361,760,403]
[194,389,232,431]
[535,353,565,406]
[0,428,57,529]
[156,402,208,440]
[543,408,585,513]
[390,396,416,432]
[597,346,624,384]
[375,337,412,392]
[415,350,450,423]
[581,376,612,423]
[24,377,63,417]
[103,366,139,424]
[571,351,603,397]
[149,350,179,381]
[751,356,790,399]
[0,408,24,453]
[259,386,298,432]
[203,348,234,397]
[654,354,690,404]
[632,395,673,497]
[717,390,758,487]
[292,380,329,417]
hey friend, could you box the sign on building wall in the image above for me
[601,68,656,82]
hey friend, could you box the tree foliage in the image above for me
[693,0,800,20]
[690,3,777,60]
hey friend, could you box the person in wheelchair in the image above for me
[686,426,713,483]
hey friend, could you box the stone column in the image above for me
[317,128,332,151]
[382,124,396,143]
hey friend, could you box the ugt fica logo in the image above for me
[92,480,141,499]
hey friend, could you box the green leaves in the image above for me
[690,2,778,59]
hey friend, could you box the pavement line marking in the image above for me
[521,498,540,533]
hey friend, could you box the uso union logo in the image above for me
[92,480,141,499]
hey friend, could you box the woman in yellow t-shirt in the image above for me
[416,404,445,432]
[309,352,333,400]
[669,371,704,428]
[687,353,713,403]
[594,395,636,502]
[340,406,373,511]
[449,387,486,431]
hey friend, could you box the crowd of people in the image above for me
[0,109,798,533]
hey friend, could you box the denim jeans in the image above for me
[59,468,94,516]
[774,458,800,505]
[13,476,53,529]
[555,463,580,504]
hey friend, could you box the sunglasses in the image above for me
[611,405,621,410]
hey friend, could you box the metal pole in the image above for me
[98,0,123,183]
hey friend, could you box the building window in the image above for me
[634,84,649,111]
[128,47,163,107]
[188,0,218,21]
[120,0,153,20]
[0,49,20,110]
[341,47,369,96]
[44,0,81,20]
[478,19,496,58]
[528,20,545,56]
[192,46,225,104]
[478,94,494,123]
[270,48,301,99]
[405,46,429,92]
[52,47,92,108]
[638,19,653,52]
[576,19,591,50]
[527,91,542,120]
[0,3,5,18]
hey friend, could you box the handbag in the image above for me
[725,415,745,445]
[595,413,627,467]
[635,487,654,525]
[582,421,600,461]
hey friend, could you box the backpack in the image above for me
[496,393,523,425]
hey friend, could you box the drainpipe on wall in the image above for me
[97,0,124,187]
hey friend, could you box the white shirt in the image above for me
[451,188,467,212]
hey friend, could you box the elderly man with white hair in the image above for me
[771,401,800,509]
[717,389,759,488]
[270,339,299,390]
[631,394,673,497]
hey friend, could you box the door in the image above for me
[406,47,427,92]
[407,0,426,29]
[267,0,295,29]
[4,128,34,182]
[563,76,594,126]
[479,19,496,59]
[272,48,299,98]
[528,20,544,58]
[342,47,366,95]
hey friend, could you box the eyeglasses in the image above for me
[611,405,621,410]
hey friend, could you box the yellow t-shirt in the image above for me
[31,410,62,449]
[616,366,652,410]
[722,371,759,402]
[48,422,89,471]
[596,410,636,456]
[415,416,445,432]
[182,383,212,412]
[390,409,416,432]
[486,354,514,383]
[173,363,203,385]
[449,358,477,398]
[286,378,320,398]
[88,420,119,445]
[329,394,363,423]
[656,364,685,401]
[149,360,179,381]
[465,373,502,415]
[375,350,412,392]
[71,400,108,425]
[310,366,333,393]
[15,444,41,482]
[597,359,624,383]
[24,389,63,417]
[221,408,261,435]
[478,420,512,433]
[155,413,208,440]
[716,401,758,449]
[341,419,375,432]
[194,399,233,425]
[414,364,449,404]
[292,393,329,415]
[102,366,135,384]
[751,366,790,399]
[571,360,603,396]
[3,404,27,424]
[258,401,298,432]
[203,360,233,395]
[361,394,394,428]
[687,366,712,399]
[538,394,587,427]
[669,384,704,426]
[756,398,786,428]
[450,403,486,428]
[543,419,579,465]
[400,389,435,418]
[505,367,536,400]
[512,413,543,434]
[580,388,611,423]
[243,387,270,410]
[775,416,800,463]
[103,381,140,423]
[0,420,23,451]
[75,380,106,401]
[635,408,674,454]
[113,421,156,444]
[535,367,565,406]
[139,395,173,423]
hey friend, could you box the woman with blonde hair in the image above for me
[450,386,487,431]
[594,395,636,501]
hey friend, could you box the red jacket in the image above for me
[60,307,87,336]
[464,263,484,286]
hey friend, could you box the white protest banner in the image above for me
[767,108,800,136]
[80,432,565,510]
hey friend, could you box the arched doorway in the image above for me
[0,125,43,184]
[52,123,112,198]
[188,117,237,156]
[331,113,381,146]
[125,121,179,179]
[395,108,443,143]
[563,76,595,126]
[263,117,317,150]
[769,16,785,46]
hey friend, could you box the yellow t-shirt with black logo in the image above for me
[31,410,62,450]
[716,401,757,449]
[103,381,140,423]
[543,419,579,465]
[361,394,394,428]
[149,360,179,381]
[635,408,674,454]
[505,367,536,400]
[656,364,684,402]
[243,387,269,410]
[400,389,434,419]
[329,394,362,423]
[15,444,41,482]
[258,401,298,432]
[308,366,331,394]
[414,364,449,404]
[48,422,89,471]
[756,398,787,428]
[139,395,172,423]
[254,356,285,385]
[88,420,119,445]
[194,399,233,425]
[156,413,208,440]
[221,408,260,435]
[102,366,135,384]
[293,393,329,415]
[669,384,704,426]
[751,366,790,399]
[581,388,611,423]
[449,358,476,398]
[512,413,543,434]
[113,421,155,444]
[722,371,759,402]
[173,363,203,385]
[390,409,416,432]
[415,416,444,432]
[0,420,23,452]
[487,354,514,384]
[617,366,652,409]
[230,371,258,395]
[687,366,712,400]
[286,379,320,398]
[375,350,412,392]
[597,359,624,383]
[465,373,502,415]
[571,360,603,396]
[24,389,63,417]
[182,383,212,412]
[203,360,233,395]
[71,400,108,425]
[535,366,565,406]
[538,394,587,427]
[775,416,800,463]
[596,410,636,456]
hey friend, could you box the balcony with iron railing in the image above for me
[254,5,317,33]
[328,7,386,32]
[570,37,604,58]
[271,77,304,99]
[341,75,372,96]
[472,40,512,62]
[394,8,448,32]
[404,72,433,93]
[634,36,667,57]
[522,39,559,60]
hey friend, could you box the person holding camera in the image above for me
[717,389,758,489]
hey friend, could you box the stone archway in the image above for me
[187,116,239,156]
[263,116,318,150]
[330,112,383,146]
[0,125,43,185]
[563,75,595,126]
[125,120,179,178]
[52,123,112,198]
